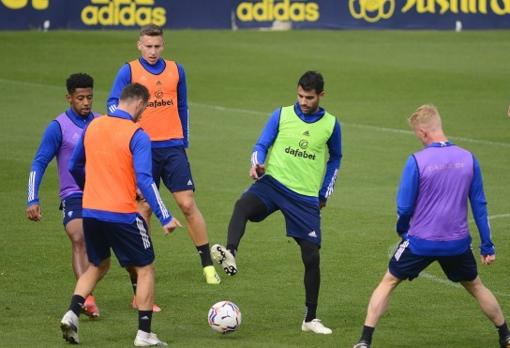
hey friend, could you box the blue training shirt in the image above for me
[251,103,342,203]
[27,107,95,205]
[396,142,493,256]
[69,109,172,226]
[106,57,189,148]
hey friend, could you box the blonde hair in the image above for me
[408,104,442,131]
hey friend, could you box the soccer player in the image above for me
[353,105,510,348]
[26,73,100,318]
[107,24,220,287]
[60,83,181,346]
[211,71,342,334]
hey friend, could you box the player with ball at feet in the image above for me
[212,71,342,334]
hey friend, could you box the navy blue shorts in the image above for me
[83,216,155,268]
[152,146,195,192]
[61,196,83,226]
[389,240,478,282]
[246,176,321,246]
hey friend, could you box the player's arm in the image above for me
[106,64,131,114]
[176,63,189,148]
[250,108,281,179]
[68,130,87,190]
[319,120,342,208]
[469,156,495,263]
[395,155,419,238]
[26,121,62,221]
[130,129,181,234]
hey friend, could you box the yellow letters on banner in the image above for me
[492,0,510,14]
[402,0,509,15]
[349,0,395,22]
[1,0,48,10]
[81,0,167,26]
[236,0,320,22]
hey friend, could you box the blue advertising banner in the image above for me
[1,0,509,30]
[233,0,510,30]
[0,0,232,30]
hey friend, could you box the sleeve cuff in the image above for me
[160,216,173,226]
[27,199,39,206]
[480,244,495,256]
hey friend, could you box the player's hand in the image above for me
[507,105,510,118]
[26,203,42,221]
[319,200,326,209]
[481,254,496,265]
[249,164,265,180]
[162,217,182,236]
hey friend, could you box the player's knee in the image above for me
[302,251,320,269]
[461,276,483,293]
[300,243,320,269]
[233,197,249,216]
[234,196,259,221]
[66,220,85,244]
[69,231,85,248]
[136,264,155,280]
[178,198,197,217]
[382,271,402,288]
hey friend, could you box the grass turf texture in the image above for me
[0,29,509,347]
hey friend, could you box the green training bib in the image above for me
[265,105,336,197]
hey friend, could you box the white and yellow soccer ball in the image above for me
[207,300,242,334]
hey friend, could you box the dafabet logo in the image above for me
[81,0,166,27]
[236,0,320,22]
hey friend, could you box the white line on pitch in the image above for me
[1,78,509,149]
[419,272,510,298]
[420,272,461,289]
[345,122,510,148]
[190,102,510,149]
[488,213,510,220]
[466,213,510,224]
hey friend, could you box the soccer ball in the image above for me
[207,300,242,334]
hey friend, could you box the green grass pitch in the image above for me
[0,29,509,347]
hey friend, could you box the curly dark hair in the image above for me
[66,73,94,94]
